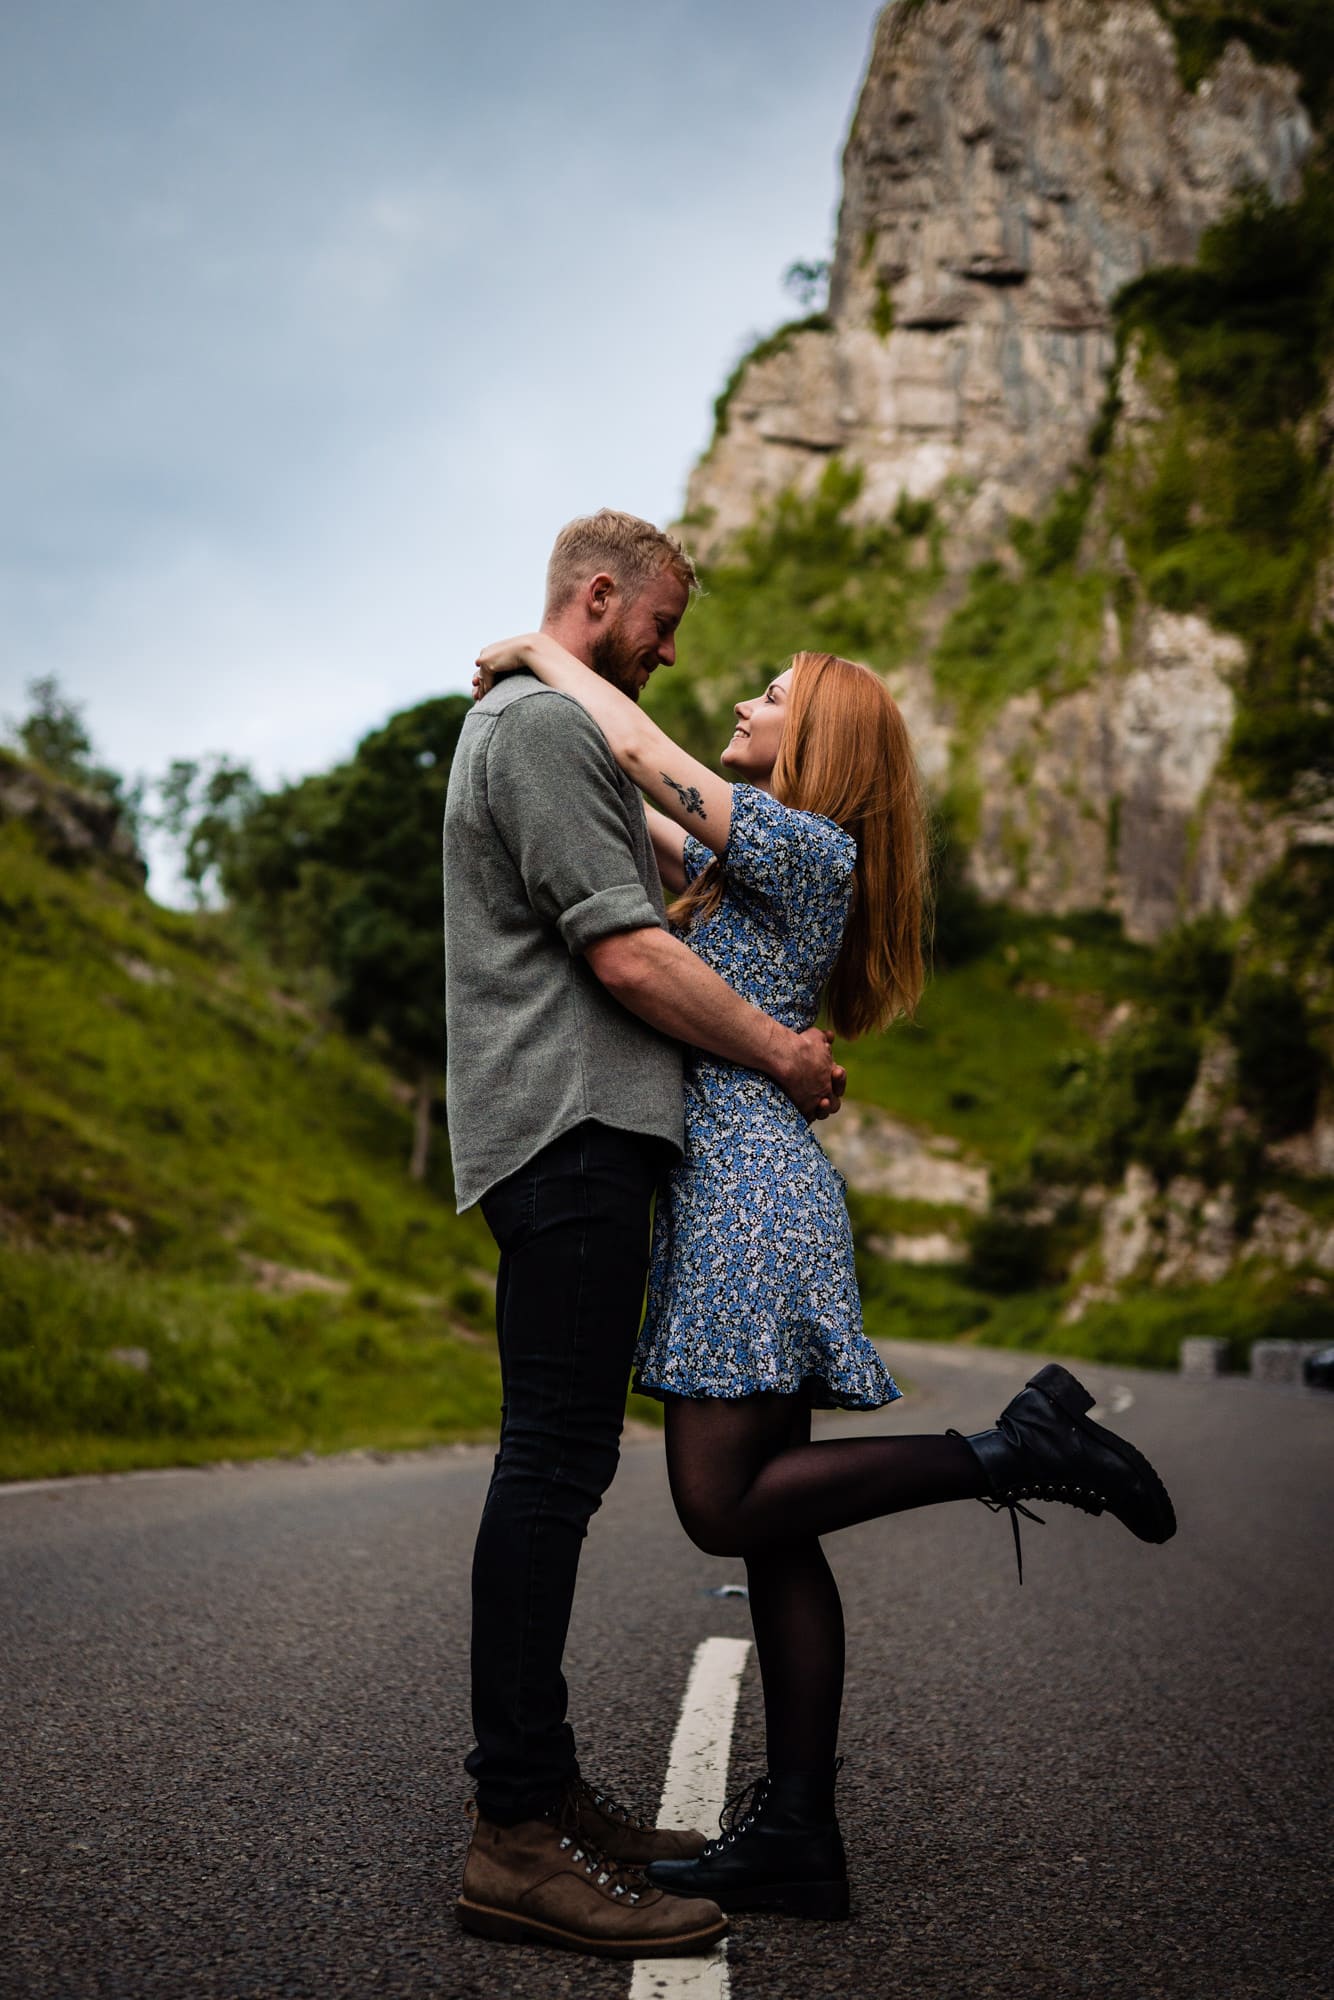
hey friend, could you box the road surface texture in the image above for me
[3,1340,1330,2000]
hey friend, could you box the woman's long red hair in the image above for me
[668,651,928,1038]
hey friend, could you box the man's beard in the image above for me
[588,623,648,702]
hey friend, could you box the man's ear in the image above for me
[585,572,618,621]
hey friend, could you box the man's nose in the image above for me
[658,636,676,666]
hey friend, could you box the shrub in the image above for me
[965,1206,1052,1294]
[1225,972,1323,1137]
[1113,167,1334,804]
[647,458,944,769]
[932,476,1107,727]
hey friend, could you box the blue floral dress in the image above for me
[635,785,902,1410]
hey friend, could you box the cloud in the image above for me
[1,0,880,894]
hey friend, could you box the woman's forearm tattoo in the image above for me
[661,773,707,819]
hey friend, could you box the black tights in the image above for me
[663,1394,985,1783]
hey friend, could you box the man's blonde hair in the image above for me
[544,509,699,616]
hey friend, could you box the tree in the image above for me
[154,756,261,905]
[783,258,831,310]
[7,675,144,842]
[223,696,472,1180]
[12,675,94,779]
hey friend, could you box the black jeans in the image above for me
[466,1120,666,1825]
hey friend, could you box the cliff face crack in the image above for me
[755,433,842,454]
[954,260,1030,286]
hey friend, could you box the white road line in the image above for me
[1090,1386,1135,1420]
[629,1635,751,2000]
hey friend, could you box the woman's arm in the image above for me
[645,803,688,895]
[475,632,734,854]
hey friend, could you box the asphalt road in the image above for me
[2,1342,1331,2000]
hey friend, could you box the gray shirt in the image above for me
[442,672,685,1212]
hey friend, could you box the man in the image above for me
[443,509,841,1959]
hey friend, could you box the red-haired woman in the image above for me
[473,635,1175,1920]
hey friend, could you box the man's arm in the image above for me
[585,926,844,1121]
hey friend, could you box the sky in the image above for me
[2,0,883,873]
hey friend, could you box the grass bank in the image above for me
[0,820,507,1479]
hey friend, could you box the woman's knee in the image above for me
[674,1493,747,1559]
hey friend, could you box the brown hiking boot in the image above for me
[567,1773,708,1864]
[456,1808,727,1959]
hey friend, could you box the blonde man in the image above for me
[444,509,841,1959]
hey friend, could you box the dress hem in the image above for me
[633,1370,903,1413]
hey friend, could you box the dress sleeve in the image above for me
[721,785,856,926]
[682,832,712,885]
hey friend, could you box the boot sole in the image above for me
[712,1877,850,1920]
[455,1896,727,1958]
[1028,1364,1177,1543]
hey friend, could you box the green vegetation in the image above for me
[872,280,895,339]
[861,1253,1325,1371]
[843,899,1331,1361]
[0,814,506,1479]
[783,260,830,311]
[1153,1,1334,119]
[932,472,1110,732]
[711,315,832,442]
[217,696,473,1178]
[1112,170,1334,803]
[0,1249,501,1481]
[1087,919,1235,1180]
[845,911,1146,1174]
[649,460,942,767]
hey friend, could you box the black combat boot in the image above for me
[954,1362,1177,1581]
[645,1766,848,1920]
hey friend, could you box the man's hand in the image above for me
[824,1061,848,1121]
[775,1027,845,1123]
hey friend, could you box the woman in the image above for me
[473,633,1176,1921]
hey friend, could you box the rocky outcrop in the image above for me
[687,0,1310,556]
[0,750,146,885]
[819,1100,991,1210]
[967,606,1283,940]
[1065,1161,1334,1318]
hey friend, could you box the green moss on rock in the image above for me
[711,314,832,442]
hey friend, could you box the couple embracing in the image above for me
[442,509,1175,1960]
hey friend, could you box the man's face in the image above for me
[589,570,690,702]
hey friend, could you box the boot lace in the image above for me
[551,1790,644,1903]
[701,1773,771,1857]
[949,1428,1105,1584]
[571,1774,649,1832]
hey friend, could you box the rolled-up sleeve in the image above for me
[484,692,662,952]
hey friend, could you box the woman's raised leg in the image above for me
[663,1390,986,1558]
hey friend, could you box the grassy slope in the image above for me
[0,820,510,1478]
[841,910,1324,1368]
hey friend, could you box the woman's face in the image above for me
[720,668,793,785]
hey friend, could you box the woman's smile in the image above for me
[721,668,792,783]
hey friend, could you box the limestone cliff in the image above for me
[665,0,1333,1322]
[677,0,1327,947]
[688,0,1311,555]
